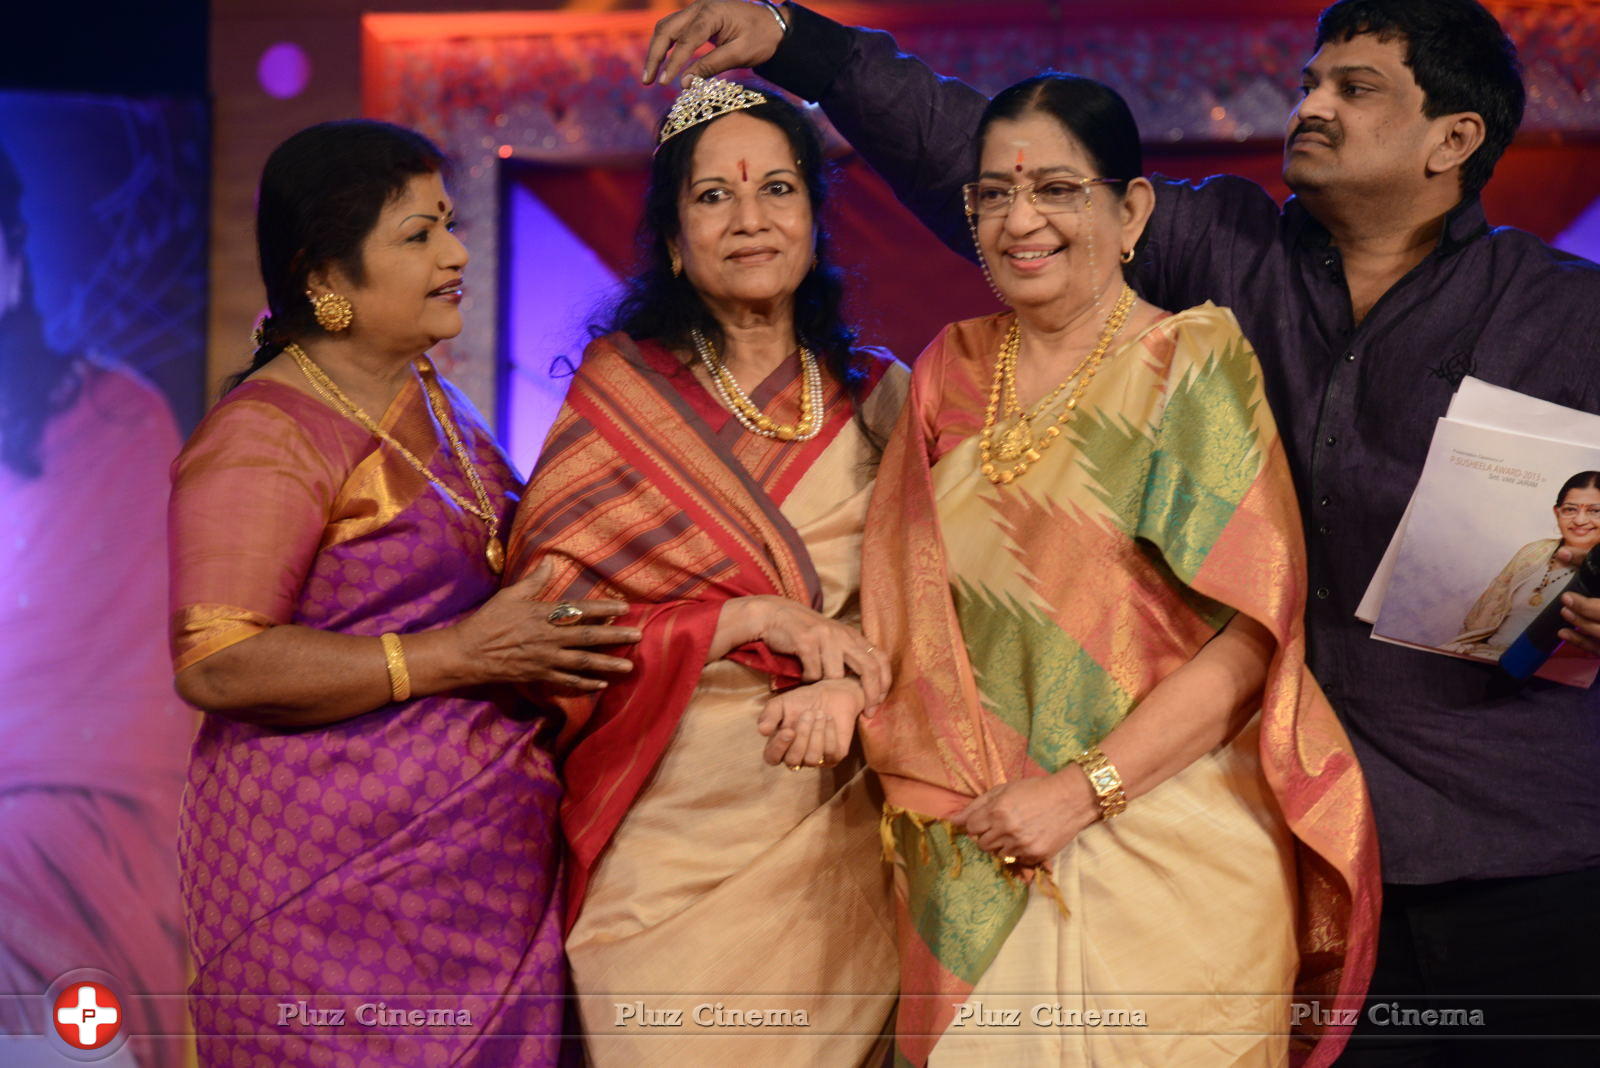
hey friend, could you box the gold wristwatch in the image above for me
[1073,746,1127,820]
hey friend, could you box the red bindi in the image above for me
[1015,150,1025,173]
[739,159,749,182]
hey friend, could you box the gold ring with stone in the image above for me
[546,602,584,626]
[1001,855,1018,865]
[788,764,802,772]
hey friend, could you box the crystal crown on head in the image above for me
[657,75,770,149]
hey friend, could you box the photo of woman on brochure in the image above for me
[1445,470,1600,660]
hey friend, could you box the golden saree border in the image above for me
[320,359,443,552]
[168,386,357,669]
[170,603,280,673]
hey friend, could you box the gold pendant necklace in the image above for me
[1528,555,1572,607]
[994,419,1034,463]
[287,344,505,573]
[979,284,1137,485]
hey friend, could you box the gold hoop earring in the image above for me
[669,249,683,278]
[1120,248,1134,264]
[309,290,354,333]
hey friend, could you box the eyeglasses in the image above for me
[1557,504,1600,519]
[962,177,1124,218]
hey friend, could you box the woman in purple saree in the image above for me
[168,121,638,1066]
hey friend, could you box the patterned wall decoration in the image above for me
[365,3,1600,420]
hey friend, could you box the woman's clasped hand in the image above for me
[457,560,640,691]
[740,594,890,695]
[757,678,870,769]
[954,776,1099,868]
[721,594,890,767]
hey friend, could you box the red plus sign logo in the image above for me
[52,981,123,1050]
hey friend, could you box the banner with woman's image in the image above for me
[1371,417,1600,687]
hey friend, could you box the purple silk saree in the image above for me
[168,360,563,1066]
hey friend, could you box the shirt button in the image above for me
[1344,351,1355,362]
[1325,435,1337,446]
[1315,586,1331,600]
[1318,524,1331,535]
[1319,495,1331,507]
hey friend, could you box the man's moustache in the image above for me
[1290,124,1340,146]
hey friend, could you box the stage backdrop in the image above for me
[0,90,205,1067]
[362,3,1600,472]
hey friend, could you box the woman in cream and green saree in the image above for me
[857,74,1382,1067]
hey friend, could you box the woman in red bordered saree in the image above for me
[505,83,903,1066]
[857,76,1380,1066]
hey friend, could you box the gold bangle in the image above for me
[1072,746,1127,820]
[380,632,411,703]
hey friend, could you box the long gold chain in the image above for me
[979,284,1137,485]
[689,328,824,442]
[286,344,505,573]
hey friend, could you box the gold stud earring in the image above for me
[669,248,683,277]
[1120,247,1135,264]
[308,290,354,333]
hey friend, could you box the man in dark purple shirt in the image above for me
[646,0,1600,1060]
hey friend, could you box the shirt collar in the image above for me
[1287,194,1489,257]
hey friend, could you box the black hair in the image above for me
[593,90,880,450]
[976,73,1144,276]
[1315,0,1524,197]
[227,119,447,392]
[979,73,1143,185]
[0,141,84,478]
[1556,471,1600,507]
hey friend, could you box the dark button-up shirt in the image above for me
[761,3,1600,884]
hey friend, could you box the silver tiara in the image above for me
[657,76,768,149]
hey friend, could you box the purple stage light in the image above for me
[258,43,311,100]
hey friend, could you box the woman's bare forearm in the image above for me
[175,624,478,728]
[707,596,766,662]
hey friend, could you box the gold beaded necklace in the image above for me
[286,344,505,573]
[690,328,824,442]
[979,284,1137,485]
